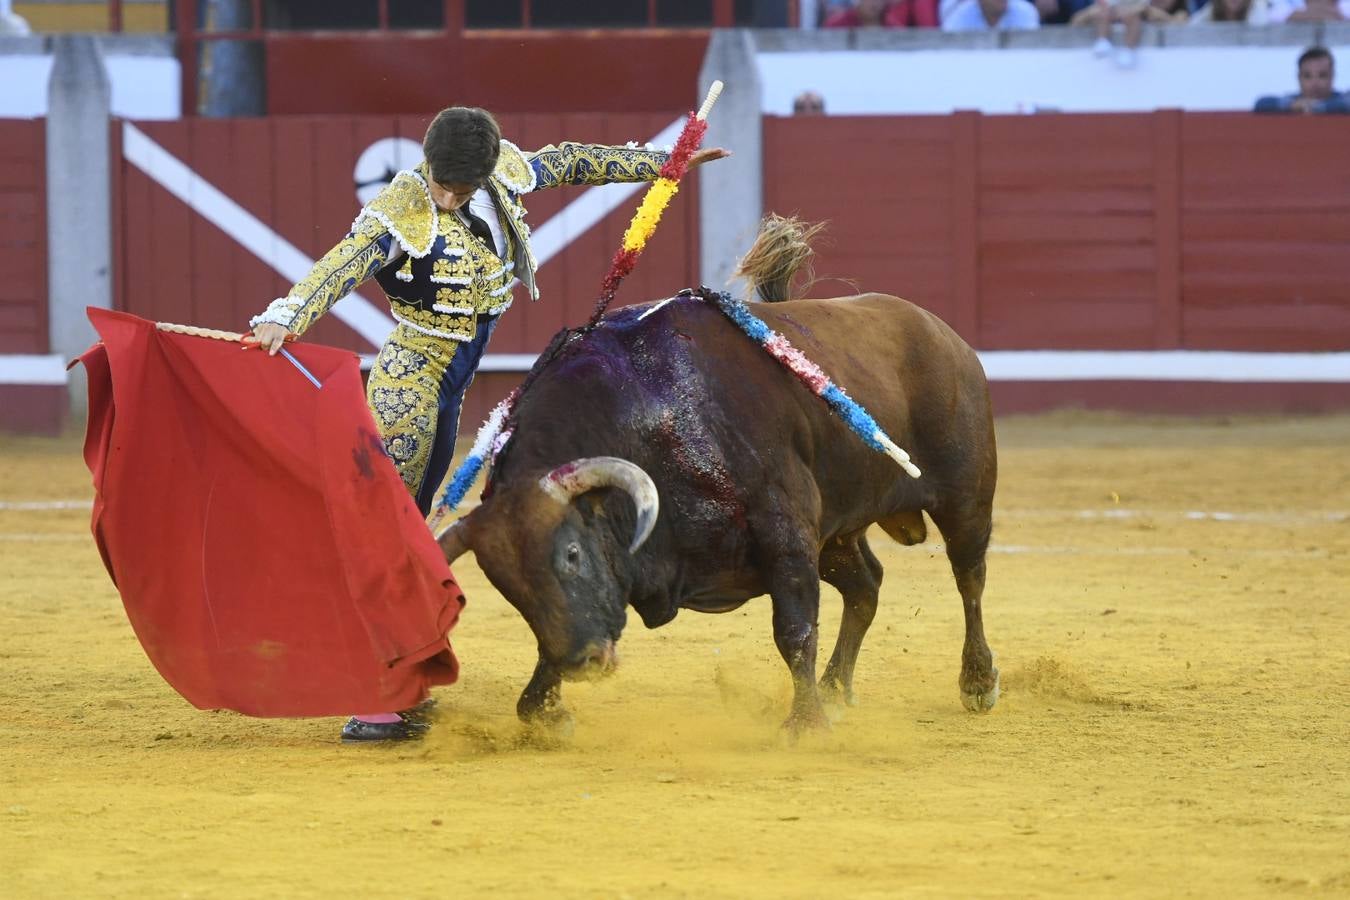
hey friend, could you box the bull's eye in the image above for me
[565,543,581,566]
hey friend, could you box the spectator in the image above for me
[1254,46,1350,114]
[1189,0,1266,22]
[823,0,940,26]
[1039,0,1090,23]
[941,0,1042,30]
[1072,0,1186,69]
[793,90,827,115]
[1270,0,1349,21]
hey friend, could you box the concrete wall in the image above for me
[0,33,178,118]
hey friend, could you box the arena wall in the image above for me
[59,108,1350,433]
[5,103,1348,435]
[0,117,64,435]
[264,33,711,116]
[762,111,1350,355]
[760,110,1350,415]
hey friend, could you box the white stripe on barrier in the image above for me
[0,355,67,386]
[7,347,1348,383]
[122,122,397,349]
[454,348,1350,380]
[978,350,1350,383]
[0,500,93,510]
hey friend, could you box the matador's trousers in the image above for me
[365,315,498,515]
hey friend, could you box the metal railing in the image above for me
[98,0,784,33]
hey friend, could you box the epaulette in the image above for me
[492,139,537,195]
[353,169,437,259]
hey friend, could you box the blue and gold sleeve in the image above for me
[526,142,669,190]
[249,216,395,336]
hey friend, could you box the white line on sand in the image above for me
[1000,508,1347,525]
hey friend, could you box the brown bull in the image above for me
[440,217,999,732]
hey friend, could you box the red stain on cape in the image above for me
[76,309,463,718]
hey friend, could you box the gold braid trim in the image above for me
[493,139,537,194]
[526,142,668,190]
[354,170,437,258]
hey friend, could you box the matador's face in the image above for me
[428,179,478,212]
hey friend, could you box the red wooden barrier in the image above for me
[264,34,711,117]
[1180,114,1350,352]
[0,119,47,355]
[117,111,1349,428]
[763,111,1350,356]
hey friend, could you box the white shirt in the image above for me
[1267,0,1350,20]
[460,187,509,262]
[941,0,1041,30]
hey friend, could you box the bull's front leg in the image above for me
[517,656,573,733]
[769,555,830,736]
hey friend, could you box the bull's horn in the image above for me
[436,517,472,564]
[539,457,659,554]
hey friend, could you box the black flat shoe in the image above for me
[340,717,429,744]
[399,697,438,725]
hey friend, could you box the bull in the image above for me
[440,217,999,732]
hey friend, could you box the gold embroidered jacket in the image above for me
[250,139,669,343]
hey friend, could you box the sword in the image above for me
[277,346,322,389]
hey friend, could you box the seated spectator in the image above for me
[1254,46,1350,114]
[941,0,1042,30]
[1039,0,1091,23]
[1072,0,1186,69]
[823,0,940,26]
[793,90,827,115]
[1189,0,1262,22]
[1269,0,1349,20]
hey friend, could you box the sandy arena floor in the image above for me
[1,412,1347,899]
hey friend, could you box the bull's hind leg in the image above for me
[818,532,883,708]
[929,505,1000,712]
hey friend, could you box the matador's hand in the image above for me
[248,323,292,356]
[689,147,732,169]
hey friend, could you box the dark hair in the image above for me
[792,91,825,115]
[1298,47,1333,69]
[1210,0,1249,20]
[423,107,501,186]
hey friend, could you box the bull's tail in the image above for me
[733,214,825,303]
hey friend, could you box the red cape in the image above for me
[77,309,463,717]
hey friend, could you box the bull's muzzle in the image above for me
[559,639,619,683]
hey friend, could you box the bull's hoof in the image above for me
[520,705,575,738]
[782,706,832,741]
[818,678,858,709]
[960,667,1001,712]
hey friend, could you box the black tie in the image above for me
[461,208,495,254]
